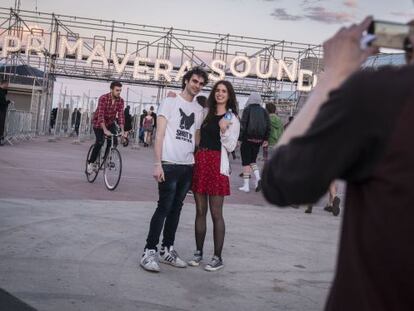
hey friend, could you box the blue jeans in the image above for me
[145,164,193,250]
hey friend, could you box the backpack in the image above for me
[246,105,267,139]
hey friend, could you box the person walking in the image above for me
[238,92,270,192]
[142,110,154,147]
[304,182,341,216]
[124,105,133,133]
[139,109,147,144]
[0,79,11,146]
[62,105,70,133]
[74,108,82,136]
[263,103,283,161]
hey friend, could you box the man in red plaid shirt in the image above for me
[87,81,127,173]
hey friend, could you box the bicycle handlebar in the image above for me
[104,133,123,137]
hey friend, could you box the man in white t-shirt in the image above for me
[141,67,208,272]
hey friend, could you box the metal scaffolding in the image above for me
[0,5,324,132]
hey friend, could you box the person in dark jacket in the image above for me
[139,109,147,144]
[62,104,70,133]
[262,17,414,311]
[238,92,270,192]
[124,105,133,132]
[49,107,58,133]
[0,79,11,146]
[71,108,78,128]
[74,108,82,136]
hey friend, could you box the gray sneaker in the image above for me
[159,246,187,268]
[204,256,224,272]
[188,250,203,267]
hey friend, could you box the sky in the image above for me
[4,0,414,109]
[8,0,414,44]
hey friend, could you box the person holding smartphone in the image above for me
[262,17,414,310]
[188,80,240,272]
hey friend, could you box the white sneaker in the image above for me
[238,185,250,193]
[159,246,187,268]
[188,250,203,267]
[140,249,160,272]
[87,163,98,174]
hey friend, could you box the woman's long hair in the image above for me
[203,80,238,126]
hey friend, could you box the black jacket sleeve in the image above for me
[261,68,403,206]
[239,106,250,141]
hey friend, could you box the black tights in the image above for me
[194,194,225,258]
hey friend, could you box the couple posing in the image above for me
[140,67,240,272]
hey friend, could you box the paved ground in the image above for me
[0,137,344,311]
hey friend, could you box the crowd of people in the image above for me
[49,105,86,137]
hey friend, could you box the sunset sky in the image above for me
[3,0,414,107]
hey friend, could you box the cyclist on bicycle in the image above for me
[87,81,127,174]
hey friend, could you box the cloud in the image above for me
[343,0,357,8]
[390,11,414,18]
[304,6,354,24]
[300,0,327,6]
[269,2,355,25]
[270,8,304,21]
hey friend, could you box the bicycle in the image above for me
[85,133,123,190]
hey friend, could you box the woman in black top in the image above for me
[189,80,239,271]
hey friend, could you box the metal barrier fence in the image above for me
[48,104,143,148]
[4,109,34,145]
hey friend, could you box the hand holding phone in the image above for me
[361,20,413,52]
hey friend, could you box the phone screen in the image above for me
[369,21,410,50]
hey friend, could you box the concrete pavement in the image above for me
[0,137,343,310]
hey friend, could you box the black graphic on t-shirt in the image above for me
[176,108,195,143]
[179,109,195,130]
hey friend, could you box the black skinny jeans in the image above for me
[145,164,193,250]
[88,123,117,163]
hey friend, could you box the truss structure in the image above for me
[0,6,324,131]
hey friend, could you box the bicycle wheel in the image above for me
[103,148,122,190]
[85,144,99,183]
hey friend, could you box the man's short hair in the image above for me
[182,67,208,90]
[150,106,154,111]
[266,103,276,114]
[110,81,122,89]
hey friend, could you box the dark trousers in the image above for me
[145,164,193,250]
[139,128,145,143]
[240,140,262,166]
[88,123,117,163]
[0,110,7,139]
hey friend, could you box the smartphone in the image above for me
[361,20,413,52]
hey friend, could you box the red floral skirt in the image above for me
[192,149,230,196]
